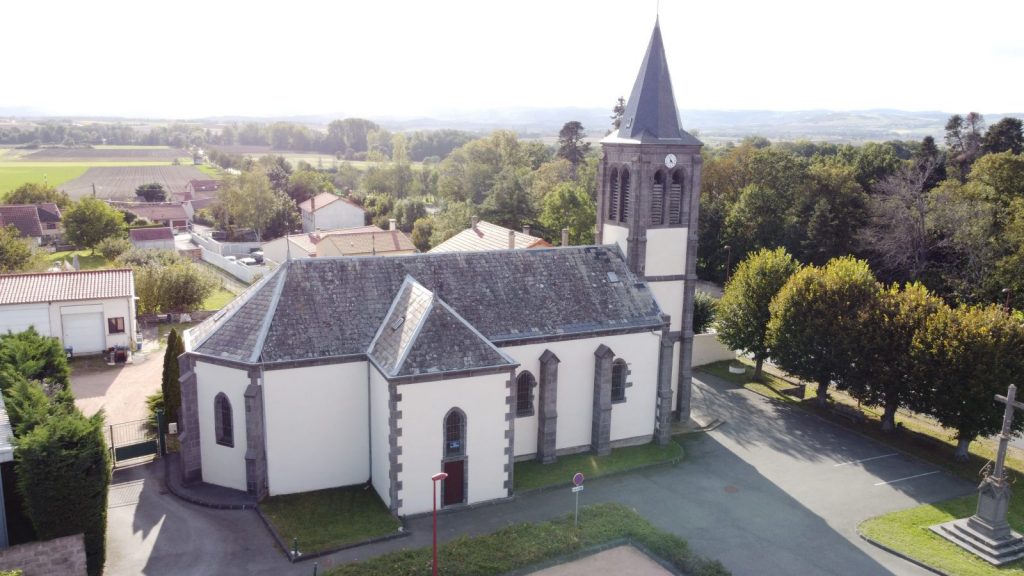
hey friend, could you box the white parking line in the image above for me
[874,471,940,486]
[833,453,898,467]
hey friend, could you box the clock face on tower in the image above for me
[664,153,678,168]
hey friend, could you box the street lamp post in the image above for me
[1003,288,1014,314]
[431,472,448,576]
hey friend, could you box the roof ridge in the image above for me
[250,266,289,363]
[185,264,284,351]
[430,297,516,366]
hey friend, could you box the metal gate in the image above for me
[106,415,164,466]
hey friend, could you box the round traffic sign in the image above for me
[572,472,585,486]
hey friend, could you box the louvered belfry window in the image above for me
[651,171,666,226]
[669,170,683,225]
[608,167,619,221]
[619,169,631,223]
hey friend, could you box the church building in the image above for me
[177,19,703,516]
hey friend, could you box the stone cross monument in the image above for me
[932,383,1024,565]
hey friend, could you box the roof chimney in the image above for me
[389,218,397,231]
[471,215,479,229]
[508,229,515,250]
[522,224,531,236]
[561,228,569,247]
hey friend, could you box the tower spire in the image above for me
[612,20,700,145]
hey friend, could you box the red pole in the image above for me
[431,472,448,576]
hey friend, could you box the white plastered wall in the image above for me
[395,372,509,515]
[263,362,369,495]
[196,361,249,491]
[648,280,684,332]
[692,333,736,367]
[644,228,686,278]
[369,365,391,508]
[504,331,660,458]
[602,224,629,258]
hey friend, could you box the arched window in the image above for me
[651,171,666,226]
[608,167,619,221]
[619,169,631,223]
[611,359,628,403]
[214,393,233,447]
[444,409,466,459]
[516,371,536,417]
[668,170,683,225]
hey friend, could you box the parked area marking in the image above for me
[833,453,899,467]
[873,471,940,486]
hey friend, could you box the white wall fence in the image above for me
[692,332,736,367]
[201,248,272,284]
[190,232,262,257]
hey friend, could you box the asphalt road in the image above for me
[104,372,973,575]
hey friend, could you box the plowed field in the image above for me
[57,166,212,200]
[24,147,188,162]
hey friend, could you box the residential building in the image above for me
[129,227,175,250]
[298,192,365,233]
[429,218,551,253]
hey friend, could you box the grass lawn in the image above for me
[514,439,683,491]
[45,249,112,270]
[0,165,89,194]
[260,486,400,555]
[860,494,1024,575]
[196,164,221,178]
[201,288,236,311]
[326,502,728,576]
[700,359,813,403]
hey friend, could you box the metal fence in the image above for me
[106,418,159,466]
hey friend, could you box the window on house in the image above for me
[612,359,628,403]
[108,317,125,334]
[444,409,466,459]
[516,371,536,417]
[215,393,234,447]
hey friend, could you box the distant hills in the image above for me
[2,107,1022,145]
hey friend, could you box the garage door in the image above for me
[0,304,51,337]
[61,307,105,354]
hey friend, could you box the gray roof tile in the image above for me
[192,246,663,364]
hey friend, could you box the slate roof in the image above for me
[606,20,702,146]
[368,277,513,378]
[0,205,44,237]
[319,230,417,256]
[129,227,174,242]
[190,245,662,364]
[0,269,134,305]
[298,192,361,213]
[430,220,551,253]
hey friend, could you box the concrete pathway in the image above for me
[529,546,672,576]
[72,347,165,424]
[104,373,973,575]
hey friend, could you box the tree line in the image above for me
[717,248,1024,461]
[700,114,1024,311]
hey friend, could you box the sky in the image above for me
[3,0,1023,119]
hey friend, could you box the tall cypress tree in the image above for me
[160,329,182,431]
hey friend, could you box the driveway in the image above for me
[105,373,973,575]
[72,348,164,424]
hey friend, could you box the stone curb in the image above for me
[857,531,948,576]
[253,505,410,563]
[161,456,256,510]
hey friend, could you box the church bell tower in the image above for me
[597,19,702,423]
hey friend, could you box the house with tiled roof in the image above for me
[176,20,703,518]
[0,269,137,354]
[298,192,365,233]
[0,204,55,245]
[108,201,188,230]
[430,217,551,253]
[129,227,175,250]
[260,224,416,263]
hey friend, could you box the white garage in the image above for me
[0,269,137,355]
[60,306,106,354]
[0,303,51,337]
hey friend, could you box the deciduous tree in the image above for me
[62,198,126,252]
[768,257,880,405]
[716,248,800,381]
[537,182,595,246]
[983,117,1023,155]
[0,224,38,272]
[3,182,71,208]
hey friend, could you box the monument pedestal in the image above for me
[932,477,1024,565]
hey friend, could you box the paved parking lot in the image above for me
[103,372,973,575]
[72,348,164,424]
